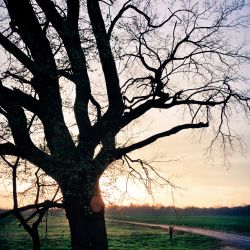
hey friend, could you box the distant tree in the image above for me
[0,0,249,249]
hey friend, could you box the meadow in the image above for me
[0,213,249,249]
[107,213,250,236]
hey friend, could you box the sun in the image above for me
[100,175,151,206]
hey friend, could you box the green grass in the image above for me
[107,222,221,250]
[108,214,250,236]
[0,216,71,250]
[0,215,224,250]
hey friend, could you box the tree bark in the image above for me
[63,190,108,250]
[31,230,41,250]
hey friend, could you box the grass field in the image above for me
[107,214,250,236]
[0,214,225,250]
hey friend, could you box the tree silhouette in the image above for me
[0,0,249,249]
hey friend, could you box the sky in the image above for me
[100,107,250,208]
[0,0,250,209]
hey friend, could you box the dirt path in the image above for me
[108,219,250,249]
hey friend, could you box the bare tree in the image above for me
[0,0,249,249]
[0,154,63,250]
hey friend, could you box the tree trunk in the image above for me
[64,191,108,250]
[31,230,41,250]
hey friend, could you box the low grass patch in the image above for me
[0,215,223,249]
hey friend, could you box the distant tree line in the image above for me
[106,204,250,216]
[1,204,250,217]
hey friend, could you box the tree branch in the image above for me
[36,0,93,153]
[0,201,64,219]
[116,122,209,156]
[108,4,192,38]
[0,142,20,156]
[0,32,36,73]
[0,82,40,115]
[87,0,124,117]
[35,0,64,32]
[66,0,80,27]
[0,103,54,173]
[5,0,57,72]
